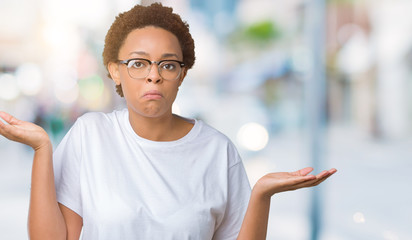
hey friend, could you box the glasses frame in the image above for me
[117,58,185,81]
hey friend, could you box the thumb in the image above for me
[296,167,314,176]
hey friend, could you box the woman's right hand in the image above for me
[1,111,71,239]
[0,111,50,151]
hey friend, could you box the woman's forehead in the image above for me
[120,26,183,59]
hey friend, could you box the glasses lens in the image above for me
[158,61,182,80]
[127,59,150,79]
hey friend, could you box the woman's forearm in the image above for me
[28,142,66,240]
[237,189,271,240]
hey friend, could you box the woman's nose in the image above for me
[146,64,162,84]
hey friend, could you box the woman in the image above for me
[0,3,336,240]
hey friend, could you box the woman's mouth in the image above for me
[143,90,163,100]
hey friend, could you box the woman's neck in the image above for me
[128,109,193,142]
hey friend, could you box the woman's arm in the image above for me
[28,141,67,239]
[237,167,337,240]
[0,112,81,239]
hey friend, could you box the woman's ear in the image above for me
[108,62,121,85]
[178,68,187,87]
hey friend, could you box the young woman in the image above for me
[0,3,336,240]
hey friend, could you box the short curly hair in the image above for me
[102,3,196,97]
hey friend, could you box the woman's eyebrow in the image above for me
[128,51,179,59]
[129,51,148,56]
[161,53,179,59]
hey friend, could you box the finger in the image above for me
[0,112,21,125]
[0,118,10,134]
[291,167,313,176]
[281,175,317,187]
[294,170,336,189]
[0,112,7,126]
[299,167,314,176]
[0,121,24,142]
[310,173,334,187]
[293,177,325,189]
[0,120,12,135]
[315,168,337,180]
[328,168,338,174]
[317,169,337,184]
[315,170,329,178]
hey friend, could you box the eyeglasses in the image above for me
[118,58,185,81]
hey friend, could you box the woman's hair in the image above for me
[102,3,195,97]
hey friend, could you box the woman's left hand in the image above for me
[253,167,337,199]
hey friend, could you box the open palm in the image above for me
[254,167,337,198]
[0,111,50,150]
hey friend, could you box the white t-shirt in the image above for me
[53,109,251,240]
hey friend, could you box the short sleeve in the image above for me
[213,144,251,240]
[53,119,83,217]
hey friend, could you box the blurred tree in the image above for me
[228,20,282,49]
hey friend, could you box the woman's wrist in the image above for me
[251,184,273,203]
[33,139,52,152]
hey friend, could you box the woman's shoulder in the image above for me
[196,120,234,145]
[76,108,127,127]
[195,121,243,167]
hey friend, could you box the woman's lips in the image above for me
[142,90,163,100]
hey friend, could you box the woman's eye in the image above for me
[162,63,176,70]
[132,61,145,68]
[127,60,147,69]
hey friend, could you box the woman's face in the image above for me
[109,26,186,119]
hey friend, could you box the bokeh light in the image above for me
[353,212,366,224]
[15,63,44,96]
[0,73,20,101]
[54,84,79,105]
[79,74,104,102]
[237,122,269,151]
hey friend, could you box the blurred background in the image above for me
[0,0,411,239]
